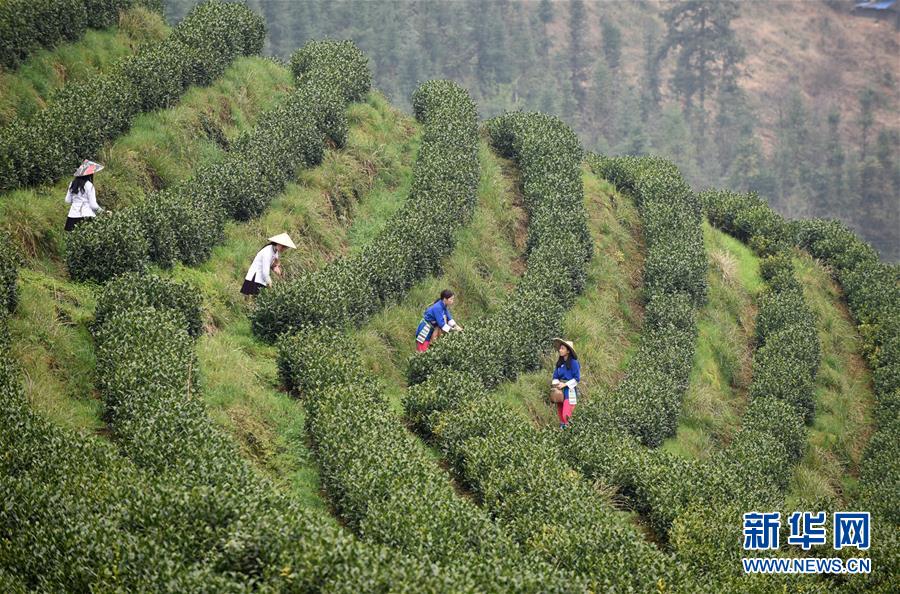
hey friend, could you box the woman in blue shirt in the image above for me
[551,338,580,428]
[415,289,463,352]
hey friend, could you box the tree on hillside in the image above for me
[857,87,877,161]
[568,0,590,123]
[640,19,662,116]
[772,88,815,217]
[657,0,745,140]
[601,19,622,72]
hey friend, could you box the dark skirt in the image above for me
[64,216,84,232]
[240,274,266,296]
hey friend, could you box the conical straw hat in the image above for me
[73,159,104,177]
[268,233,296,249]
[552,337,577,359]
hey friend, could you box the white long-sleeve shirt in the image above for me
[65,181,102,218]
[245,244,280,286]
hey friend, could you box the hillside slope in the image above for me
[0,27,892,591]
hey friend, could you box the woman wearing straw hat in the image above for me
[64,159,104,232]
[550,338,580,429]
[241,233,296,297]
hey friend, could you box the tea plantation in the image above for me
[0,2,895,591]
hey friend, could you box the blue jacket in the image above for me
[416,300,454,343]
[552,358,580,404]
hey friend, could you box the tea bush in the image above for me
[400,120,698,588]
[291,39,371,104]
[65,208,149,283]
[0,0,161,70]
[557,156,705,448]
[68,39,370,282]
[559,187,822,583]
[0,232,18,314]
[94,272,203,338]
[1,308,467,590]
[277,328,586,591]
[406,112,591,386]
[406,374,694,591]
[80,266,574,591]
[0,0,264,190]
[252,79,479,341]
[653,191,819,575]
[793,217,899,534]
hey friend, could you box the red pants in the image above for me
[557,398,575,424]
[416,340,430,352]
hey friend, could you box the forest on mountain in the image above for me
[164,0,899,261]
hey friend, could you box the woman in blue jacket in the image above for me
[551,338,580,428]
[415,289,463,352]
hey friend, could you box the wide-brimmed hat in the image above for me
[268,233,296,249]
[552,337,577,358]
[73,159,104,177]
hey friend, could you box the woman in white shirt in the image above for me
[241,233,296,296]
[64,160,105,232]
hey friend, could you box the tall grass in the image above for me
[661,223,762,460]
[165,93,420,505]
[785,252,875,508]
[349,144,529,410]
[0,7,167,127]
[491,167,644,428]
[0,56,293,267]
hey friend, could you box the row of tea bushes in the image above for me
[406,112,592,387]
[571,156,705,447]
[251,79,479,342]
[0,232,17,314]
[563,190,822,586]
[406,372,694,591]
[277,327,585,592]
[792,219,899,588]
[665,244,820,580]
[87,272,502,591]
[0,0,264,190]
[402,120,695,590]
[66,39,370,283]
[0,252,247,589]
[0,0,163,69]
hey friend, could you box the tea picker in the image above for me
[550,337,579,429]
[241,233,296,297]
[64,159,104,232]
[414,289,463,352]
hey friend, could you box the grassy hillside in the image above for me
[1,27,889,589]
[3,56,293,431]
[0,6,168,127]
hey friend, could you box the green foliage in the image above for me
[67,39,370,282]
[0,0,161,69]
[252,79,478,341]
[701,188,790,256]
[94,272,203,337]
[406,375,692,591]
[565,155,704,448]
[406,112,591,387]
[396,117,692,588]
[65,209,149,283]
[0,232,18,314]
[277,328,587,591]
[792,218,900,531]
[290,39,371,104]
[0,288,456,589]
[0,0,264,191]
